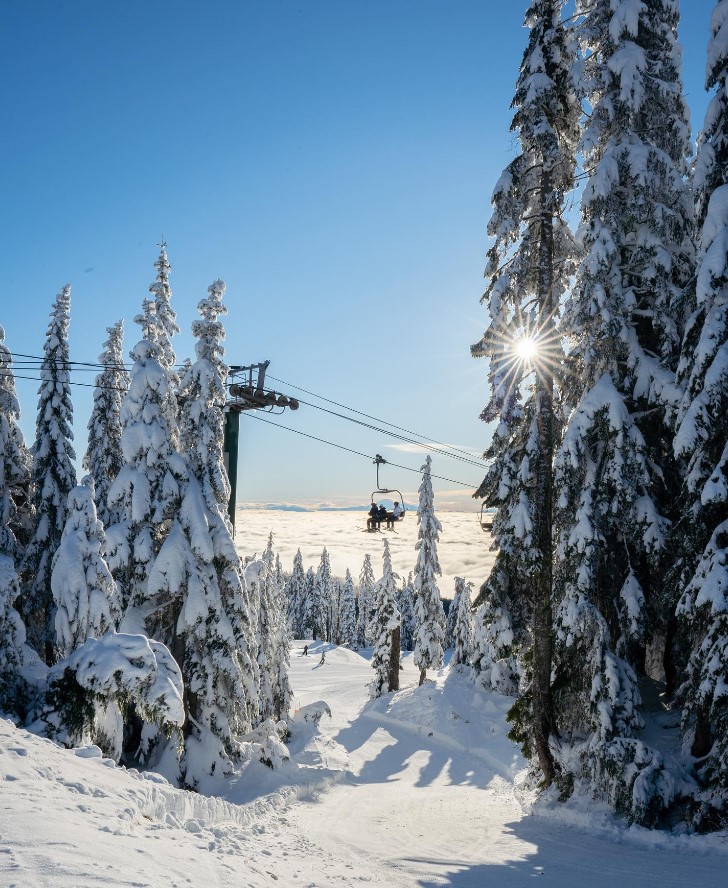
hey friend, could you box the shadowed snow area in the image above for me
[2,642,727,886]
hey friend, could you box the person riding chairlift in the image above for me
[386,500,404,529]
[367,502,380,531]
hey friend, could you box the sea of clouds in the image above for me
[234,508,496,600]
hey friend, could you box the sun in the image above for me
[514,336,538,363]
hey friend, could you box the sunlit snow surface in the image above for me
[2,512,728,886]
[2,647,728,886]
[235,507,496,598]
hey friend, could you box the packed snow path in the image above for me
[288,645,728,887]
[0,643,726,886]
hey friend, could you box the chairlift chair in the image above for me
[367,455,406,529]
[479,502,495,532]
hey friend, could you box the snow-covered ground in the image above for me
[2,642,727,887]
[235,507,495,600]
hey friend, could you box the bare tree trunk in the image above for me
[388,625,401,692]
[419,667,426,686]
[532,165,556,786]
[691,704,712,759]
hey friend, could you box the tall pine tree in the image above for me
[83,320,128,529]
[0,326,32,562]
[52,477,119,659]
[552,0,693,820]
[472,0,579,785]
[370,540,401,697]
[106,298,186,617]
[357,554,376,649]
[20,287,77,663]
[672,0,728,827]
[412,456,445,686]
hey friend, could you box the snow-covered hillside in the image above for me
[2,643,726,887]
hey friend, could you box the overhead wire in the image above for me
[8,352,487,468]
[242,412,480,489]
[277,394,486,469]
[1,372,128,392]
[267,373,482,463]
[5,353,489,482]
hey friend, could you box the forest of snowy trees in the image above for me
[0,252,299,786]
[471,0,728,830]
[3,0,727,840]
[0,245,451,790]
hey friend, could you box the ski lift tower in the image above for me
[224,361,299,534]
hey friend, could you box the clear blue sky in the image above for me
[0,0,716,511]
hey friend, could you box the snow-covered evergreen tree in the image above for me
[412,456,445,685]
[249,536,291,730]
[397,572,416,652]
[256,534,278,724]
[448,577,474,668]
[106,297,186,616]
[176,278,259,737]
[329,576,342,644]
[0,555,27,715]
[552,0,693,821]
[138,282,261,778]
[356,554,376,649]
[313,548,332,641]
[52,477,119,659]
[285,548,307,637]
[271,551,292,724]
[0,326,32,562]
[149,243,180,389]
[671,0,728,827]
[20,287,77,663]
[83,320,128,529]
[339,569,357,647]
[472,0,580,785]
[445,580,460,648]
[370,540,401,697]
[471,568,522,695]
[300,566,317,639]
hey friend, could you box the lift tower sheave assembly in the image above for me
[223,361,299,534]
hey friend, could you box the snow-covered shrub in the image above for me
[293,701,332,726]
[587,739,676,827]
[34,632,184,761]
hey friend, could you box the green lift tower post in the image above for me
[223,361,299,534]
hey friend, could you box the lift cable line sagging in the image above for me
[4,354,488,522]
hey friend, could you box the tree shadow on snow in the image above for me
[332,704,497,791]
[412,815,728,888]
